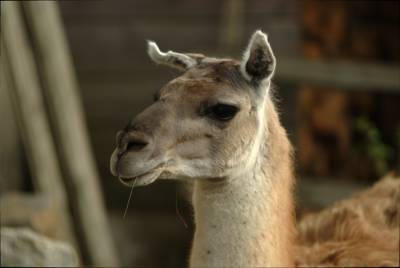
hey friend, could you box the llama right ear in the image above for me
[240,30,276,83]
[147,41,197,71]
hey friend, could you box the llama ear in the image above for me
[240,30,276,83]
[147,41,197,71]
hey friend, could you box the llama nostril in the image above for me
[126,139,148,151]
[116,130,150,157]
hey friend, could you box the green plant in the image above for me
[354,117,392,176]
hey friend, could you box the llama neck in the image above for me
[190,99,295,267]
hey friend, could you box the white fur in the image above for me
[189,83,277,267]
[147,41,197,70]
[190,140,274,267]
[240,30,276,82]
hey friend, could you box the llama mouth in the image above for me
[119,167,163,187]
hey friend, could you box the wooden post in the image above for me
[0,50,24,194]
[1,2,77,249]
[23,2,119,266]
[219,0,245,55]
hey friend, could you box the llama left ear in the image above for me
[147,41,197,71]
[240,30,276,83]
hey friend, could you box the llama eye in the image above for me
[208,104,239,121]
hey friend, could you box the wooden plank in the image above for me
[276,57,400,92]
[1,1,78,249]
[59,0,222,16]
[62,24,219,71]
[72,56,400,92]
[23,2,119,266]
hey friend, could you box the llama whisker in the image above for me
[176,186,188,229]
[123,178,137,219]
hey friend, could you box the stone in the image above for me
[0,227,79,267]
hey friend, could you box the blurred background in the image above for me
[1,0,399,267]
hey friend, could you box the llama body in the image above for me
[110,30,399,267]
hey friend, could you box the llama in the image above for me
[110,30,399,267]
[296,173,399,266]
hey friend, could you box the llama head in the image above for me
[110,30,276,186]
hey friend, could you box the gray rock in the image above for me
[0,227,79,267]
